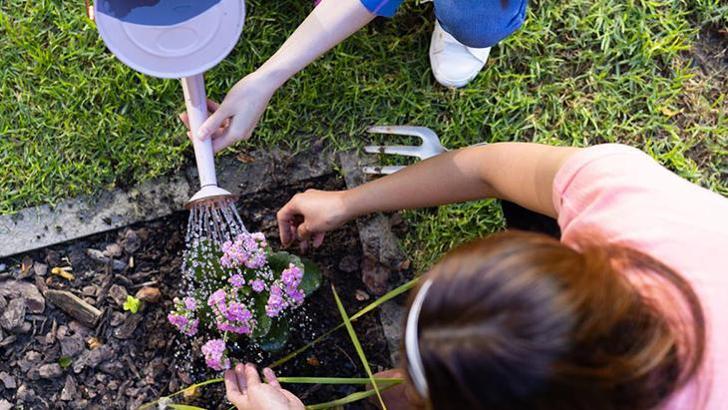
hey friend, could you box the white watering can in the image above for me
[93,0,245,207]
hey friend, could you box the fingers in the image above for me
[297,223,312,242]
[211,130,243,154]
[263,367,281,389]
[224,368,245,406]
[313,232,325,248]
[206,99,221,112]
[197,103,231,141]
[235,363,247,393]
[277,200,301,248]
[244,363,261,387]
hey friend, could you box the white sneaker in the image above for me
[429,20,491,88]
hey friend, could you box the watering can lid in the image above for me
[95,0,245,79]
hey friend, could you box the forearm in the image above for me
[257,0,375,88]
[343,143,581,219]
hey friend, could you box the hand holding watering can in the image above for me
[92,0,245,207]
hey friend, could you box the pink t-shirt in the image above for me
[553,144,728,409]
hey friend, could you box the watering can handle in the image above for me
[181,74,219,188]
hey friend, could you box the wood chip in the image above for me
[46,290,102,327]
[20,256,33,277]
[355,289,370,301]
[135,287,161,303]
[87,337,103,350]
[51,266,75,281]
[236,152,256,163]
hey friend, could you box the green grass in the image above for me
[1,0,726,267]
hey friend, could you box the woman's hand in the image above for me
[179,71,277,153]
[225,363,304,410]
[276,189,352,250]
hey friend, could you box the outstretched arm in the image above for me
[277,143,580,246]
[187,0,376,150]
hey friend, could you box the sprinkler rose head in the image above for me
[186,185,236,209]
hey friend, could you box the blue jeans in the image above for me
[360,0,527,48]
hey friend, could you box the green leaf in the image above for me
[269,277,420,369]
[304,381,401,410]
[168,405,207,410]
[300,258,322,296]
[123,295,141,314]
[252,293,272,338]
[258,318,290,352]
[267,251,295,275]
[58,356,72,369]
[331,285,386,410]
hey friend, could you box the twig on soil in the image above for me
[334,344,357,370]
[131,280,158,289]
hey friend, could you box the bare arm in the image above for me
[193,0,376,146]
[277,143,580,246]
[259,0,376,89]
[345,143,579,218]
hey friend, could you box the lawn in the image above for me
[1,0,726,268]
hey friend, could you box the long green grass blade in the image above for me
[138,378,223,410]
[278,376,403,385]
[168,405,207,410]
[331,285,386,410]
[305,381,401,410]
[141,278,420,409]
[269,277,420,369]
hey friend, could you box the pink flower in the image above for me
[168,313,198,336]
[219,232,268,270]
[185,319,199,336]
[286,287,305,306]
[265,285,288,317]
[183,297,197,311]
[201,339,230,371]
[208,289,227,308]
[281,264,303,288]
[251,279,265,293]
[228,274,245,287]
[225,302,252,323]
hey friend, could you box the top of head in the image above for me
[94,0,245,79]
[186,185,236,209]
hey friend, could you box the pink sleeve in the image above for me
[552,143,728,409]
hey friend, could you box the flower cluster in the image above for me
[266,264,305,317]
[220,232,267,270]
[208,288,255,335]
[201,339,230,371]
[167,297,199,337]
[170,231,318,371]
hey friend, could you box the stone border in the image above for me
[0,149,334,259]
[339,151,408,366]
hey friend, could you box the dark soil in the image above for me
[0,174,407,409]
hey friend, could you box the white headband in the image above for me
[405,278,434,398]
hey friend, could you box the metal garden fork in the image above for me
[362,125,485,175]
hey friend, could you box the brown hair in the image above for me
[404,231,706,410]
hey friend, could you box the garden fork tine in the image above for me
[363,126,447,175]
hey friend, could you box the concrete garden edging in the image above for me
[0,148,334,259]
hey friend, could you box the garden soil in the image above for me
[0,174,412,409]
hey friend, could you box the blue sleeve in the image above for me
[359,0,403,18]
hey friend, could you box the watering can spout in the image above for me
[181,74,235,208]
